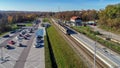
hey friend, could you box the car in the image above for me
[24,36,29,40]
[19,34,23,37]
[10,31,16,34]
[8,40,16,45]
[5,45,15,49]
[18,43,27,47]
[36,36,43,43]
[3,35,10,38]
[25,33,31,37]
[93,23,97,26]
[17,29,22,32]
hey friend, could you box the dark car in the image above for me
[25,33,31,37]
[3,35,10,38]
[19,34,23,37]
[5,45,15,49]
[17,29,22,32]
[24,36,29,40]
[10,31,16,34]
[18,43,27,47]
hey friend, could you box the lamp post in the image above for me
[94,24,97,68]
[94,42,97,68]
[1,47,3,61]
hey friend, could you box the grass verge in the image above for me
[72,26,120,54]
[25,23,33,27]
[43,18,50,22]
[47,25,87,68]
[45,36,52,68]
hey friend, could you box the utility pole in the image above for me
[0,47,4,63]
[94,24,97,68]
[94,42,97,68]
[1,47,3,61]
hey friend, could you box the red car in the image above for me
[8,40,16,45]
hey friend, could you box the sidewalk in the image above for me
[24,38,45,68]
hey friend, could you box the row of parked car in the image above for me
[4,28,34,49]
[3,29,23,38]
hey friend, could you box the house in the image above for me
[70,16,82,26]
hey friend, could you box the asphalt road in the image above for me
[90,25,120,42]
[14,33,35,68]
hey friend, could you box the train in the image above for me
[57,21,76,35]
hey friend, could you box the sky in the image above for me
[0,0,120,12]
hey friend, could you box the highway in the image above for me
[52,18,120,68]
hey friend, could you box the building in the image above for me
[70,16,82,26]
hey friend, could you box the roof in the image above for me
[36,29,44,37]
[71,16,81,20]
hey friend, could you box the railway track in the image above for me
[67,35,108,68]
[50,18,108,68]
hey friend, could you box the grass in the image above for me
[0,32,10,37]
[45,36,52,68]
[0,22,33,37]
[25,23,33,27]
[47,25,87,68]
[72,26,120,54]
[43,18,50,22]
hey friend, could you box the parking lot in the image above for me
[0,19,45,68]
[0,34,29,68]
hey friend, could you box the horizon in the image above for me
[0,0,120,12]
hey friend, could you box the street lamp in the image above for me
[94,25,97,68]
[94,41,97,68]
[1,47,3,61]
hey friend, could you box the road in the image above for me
[90,25,120,42]
[52,18,120,68]
[14,33,35,68]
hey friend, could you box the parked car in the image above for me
[18,43,27,47]
[3,35,10,38]
[17,29,22,32]
[25,33,31,37]
[8,40,16,45]
[19,34,23,37]
[5,45,15,49]
[10,31,16,34]
[24,36,29,40]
